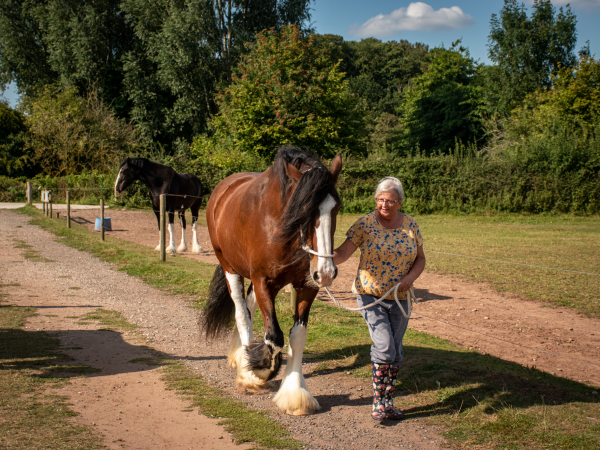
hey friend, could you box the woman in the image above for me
[333,177,425,421]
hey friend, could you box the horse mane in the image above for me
[274,146,340,247]
[120,157,147,170]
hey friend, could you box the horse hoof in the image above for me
[286,409,311,416]
[166,246,177,254]
[155,245,161,251]
[192,246,204,253]
[177,246,188,253]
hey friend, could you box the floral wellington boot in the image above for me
[384,365,404,420]
[371,363,389,421]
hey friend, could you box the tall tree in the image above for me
[194,25,365,160]
[398,42,483,154]
[486,0,577,116]
[0,0,57,95]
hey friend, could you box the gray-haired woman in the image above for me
[333,177,426,421]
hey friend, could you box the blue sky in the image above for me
[3,0,599,107]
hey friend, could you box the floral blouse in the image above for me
[346,212,423,298]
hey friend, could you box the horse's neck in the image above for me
[137,162,172,193]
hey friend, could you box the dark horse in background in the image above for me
[114,157,204,254]
[201,146,342,416]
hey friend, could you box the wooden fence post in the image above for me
[100,198,105,241]
[160,194,166,262]
[290,286,298,312]
[26,181,32,205]
[48,191,52,218]
[66,191,71,228]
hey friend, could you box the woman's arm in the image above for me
[333,239,358,265]
[398,245,426,291]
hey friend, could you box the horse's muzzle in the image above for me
[312,265,337,287]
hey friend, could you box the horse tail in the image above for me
[201,264,235,339]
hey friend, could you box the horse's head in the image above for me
[278,149,343,288]
[114,157,141,200]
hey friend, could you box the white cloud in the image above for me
[351,2,474,38]
[525,0,600,10]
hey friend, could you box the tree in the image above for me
[485,0,577,116]
[193,25,365,160]
[0,100,36,176]
[1,0,314,155]
[23,86,142,176]
[398,42,484,154]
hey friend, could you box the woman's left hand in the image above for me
[397,276,414,292]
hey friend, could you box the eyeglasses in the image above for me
[375,198,397,206]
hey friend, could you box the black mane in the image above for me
[120,157,148,171]
[274,146,340,246]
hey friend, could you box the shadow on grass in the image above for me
[309,341,599,420]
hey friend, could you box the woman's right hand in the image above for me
[333,239,358,265]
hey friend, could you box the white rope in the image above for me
[322,283,416,318]
[301,244,334,258]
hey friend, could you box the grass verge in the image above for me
[335,213,600,318]
[0,284,102,450]
[18,205,600,450]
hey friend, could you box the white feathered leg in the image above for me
[166,223,177,253]
[177,226,188,252]
[274,322,320,415]
[225,275,269,391]
[228,286,258,369]
[192,222,204,253]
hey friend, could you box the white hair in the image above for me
[374,177,404,202]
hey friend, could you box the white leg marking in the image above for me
[315,194,337,285]
[192,222,204,253]
[166,223,177,253]
[274,322,320,415]
[228,287,257,369]
[225,275,269,390]
[178,221,188,252]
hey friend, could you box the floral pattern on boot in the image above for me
[384,365,404,420]
[371,363,390,421]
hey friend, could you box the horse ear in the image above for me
[285,162,303,182]
[329,153,342,185]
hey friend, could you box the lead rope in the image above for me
[301,243,416,319]
[323,284,416,318]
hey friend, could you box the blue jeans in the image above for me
[357,294,410,367]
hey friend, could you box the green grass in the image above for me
[335,213,600,318]
[0,285,103,450]
[18,205,600,450]
[13,239,53,262]
[77,309,137,331]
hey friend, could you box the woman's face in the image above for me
[376,190,401,220]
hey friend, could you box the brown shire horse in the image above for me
[202,146,342,415]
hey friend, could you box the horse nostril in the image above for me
[333,267,338,279]
[313,271,320,283]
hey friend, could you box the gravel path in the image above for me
[0,210,447,450]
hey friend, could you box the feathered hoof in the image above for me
[192,245,204,253]
[177,245,188,253]
[166,245,177,254]
[274,387,320,416]
[235,372,272,394]
[155,244,161,251]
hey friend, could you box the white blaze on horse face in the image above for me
[225,272,253,345]
[114,167,123,199]
[315,194,337,287]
